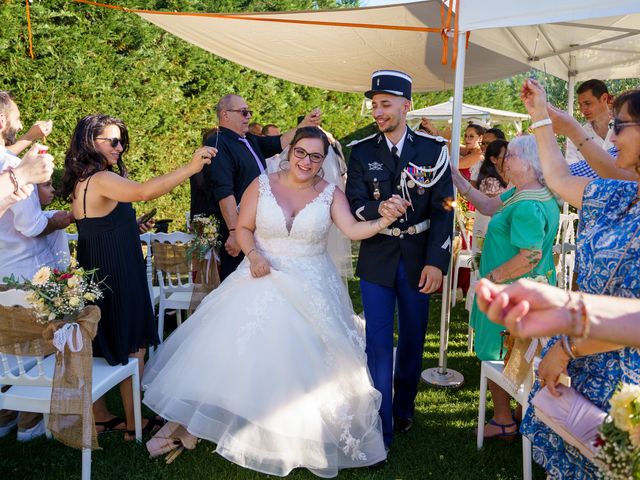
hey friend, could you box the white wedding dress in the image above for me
[143,174,386,477]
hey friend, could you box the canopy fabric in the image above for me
[134,1,530,93]
[469,12,640,81]
[407,100,529,124]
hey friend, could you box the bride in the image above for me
[143,127,409,477]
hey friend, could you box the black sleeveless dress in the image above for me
[76,176,158,366]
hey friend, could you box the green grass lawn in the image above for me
[0,285,545,479]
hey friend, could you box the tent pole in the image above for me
[564,56,576,214]
[422,30,466,389]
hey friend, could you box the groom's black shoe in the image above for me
[394,417,413,434]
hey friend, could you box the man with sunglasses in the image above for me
[566,79,615,179]
[201,94,321,280]
[346,71,453,449]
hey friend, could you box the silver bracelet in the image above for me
[530,118,552,130]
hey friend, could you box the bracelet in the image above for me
[6,167,19,195]
[566,292,590,339]
[576,136,594,151]
[530,118,553,130]
[246,248,257,257]
[560,335,576,360]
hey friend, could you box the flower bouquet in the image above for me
[593,383,640,479]
[3,259,104,324]
[186,214,220,261]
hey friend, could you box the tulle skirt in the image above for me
[143,255,386,477]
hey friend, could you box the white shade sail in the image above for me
[134,1,530,93]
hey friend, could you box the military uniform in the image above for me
[346,70,453,447]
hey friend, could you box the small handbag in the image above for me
[531,385,606,460]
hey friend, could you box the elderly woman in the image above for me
[517,80,640,479]
[452,135,560,440]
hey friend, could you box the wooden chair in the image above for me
[0,290,142,480]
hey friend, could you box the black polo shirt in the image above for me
[202,126,282,230]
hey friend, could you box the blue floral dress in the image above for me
[521,179,640,479]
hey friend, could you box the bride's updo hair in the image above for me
[289,126,330,155]
[279,126,331,175]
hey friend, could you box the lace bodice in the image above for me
[254,174,336,258]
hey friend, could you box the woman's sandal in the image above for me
[125,416,165,441]
[483,419,519,442]
[95,416,126,435]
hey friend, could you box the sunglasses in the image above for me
[610,118,640,135]
[226,109,253,118]
[96,137,124,148]
[292,147,324,163]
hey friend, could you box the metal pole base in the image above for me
[421,367,465,389]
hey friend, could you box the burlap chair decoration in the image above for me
[152,241,220,313]
[0,304,101,450]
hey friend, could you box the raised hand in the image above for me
[189,146,217,173]
[520,79,549,119]
[22,120,53,142]
[546,104,582,137]
[300,108,322,128]
[14,143,54,185]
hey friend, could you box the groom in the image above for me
[346,70,453,447]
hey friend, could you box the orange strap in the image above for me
[25,0,35,59]
[72,0,469,68]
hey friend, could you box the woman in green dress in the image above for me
[452,135,560,440]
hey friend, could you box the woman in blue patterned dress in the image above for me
[518,81,640,478]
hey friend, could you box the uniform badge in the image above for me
[407,179,416,189]
[368,162,383,171]
[372,178,381,200]
[417,187,425,195]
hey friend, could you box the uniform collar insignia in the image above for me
[377,134,382,144]
[407,131,413,142]
[368,161,384,171]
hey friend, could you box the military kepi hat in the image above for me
[365,70,412,100]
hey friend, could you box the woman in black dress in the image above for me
[61,114,215,439]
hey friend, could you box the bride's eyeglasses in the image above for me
[292,147,324,163]
[96,137,124,148]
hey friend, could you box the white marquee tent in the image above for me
[407,99,529,129]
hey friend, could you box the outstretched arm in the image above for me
[451,165,503,216]
[547,104,635,181]
[90,147,215,203]
[520,80,591,209]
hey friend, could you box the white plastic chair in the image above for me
[150,232,195,344]
[0,289,142,480]
[451,248,473,307]
[477,360,534,480]
[553,213,579,291]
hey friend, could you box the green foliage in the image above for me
[1,0,370,226]
[3,1,635,227]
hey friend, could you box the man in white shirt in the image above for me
[565,79,614,178]
[0,90,72,441]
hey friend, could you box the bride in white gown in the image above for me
[143,127,409,477]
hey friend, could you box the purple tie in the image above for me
[238,137,265,174]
